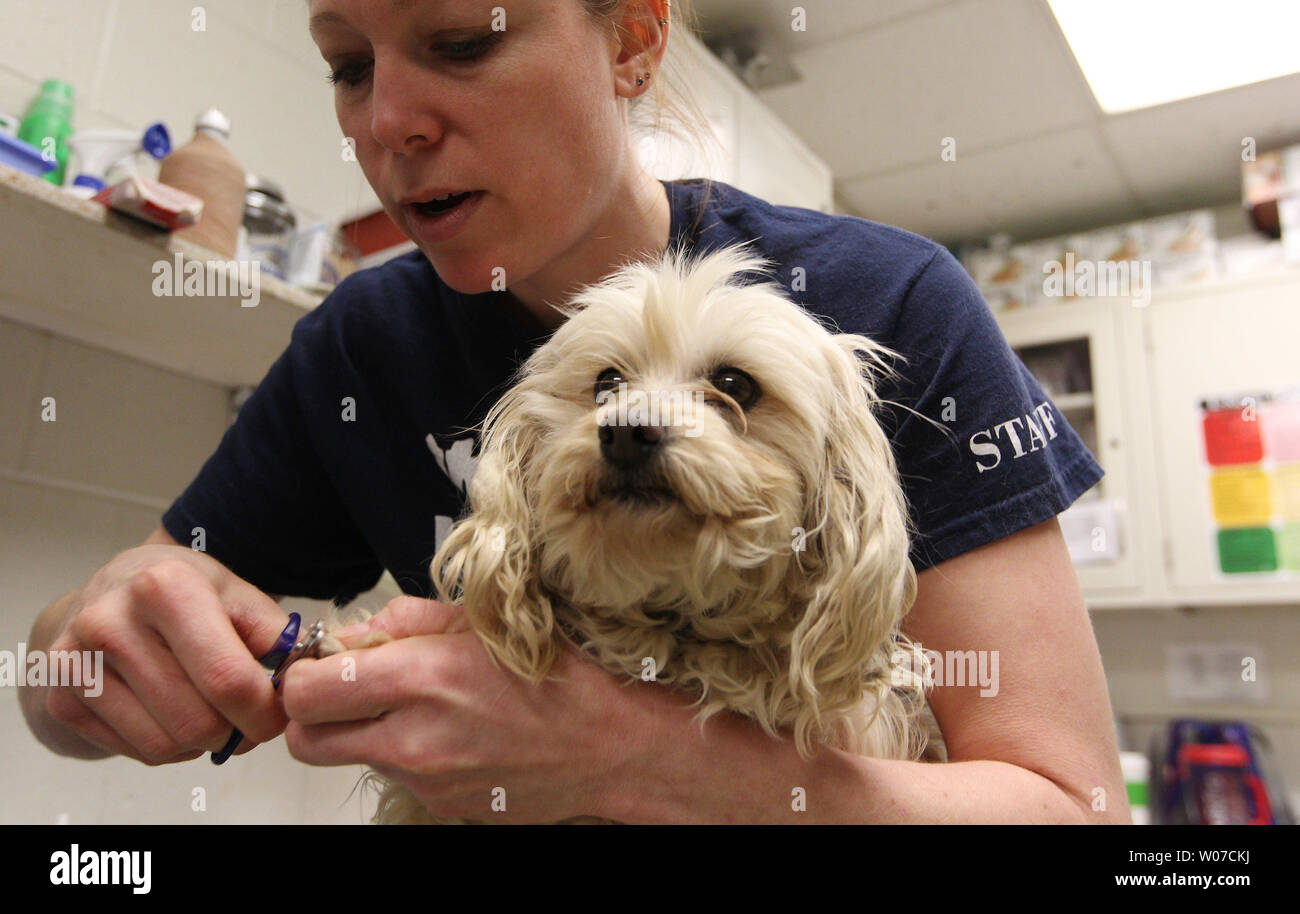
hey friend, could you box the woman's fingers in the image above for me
[364,596,471,639]
[130,565,288,745]
[282,634,462,725]
[101,627,245,753]
[53,667,203,765]
[37,544,292,766]
[283,716,387,768]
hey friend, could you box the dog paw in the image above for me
[317,608,395,657]
[318,629,394,656]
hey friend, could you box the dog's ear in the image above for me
[430,385,558,682]
[788,333,919,756]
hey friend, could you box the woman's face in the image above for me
[308,0,632,295]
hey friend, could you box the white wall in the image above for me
[0,0,380,823]
[633,28,834,212]
[0,315,381,824]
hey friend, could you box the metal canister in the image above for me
[243,175,297,279]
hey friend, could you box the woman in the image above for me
[23,0,1129,824]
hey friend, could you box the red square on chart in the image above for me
[1263,399,1300,461]
[1203,408,1264,466]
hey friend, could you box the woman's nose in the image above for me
[368,56,444,153]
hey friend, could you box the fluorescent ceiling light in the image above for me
[1047,0,1300,113]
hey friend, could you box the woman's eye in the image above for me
[440,33,502,61]
[594,368,626,401]
[709,367,760,410]
[326,33,501,88]
[326,61,371,88]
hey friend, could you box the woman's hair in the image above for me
[580,0,718,233]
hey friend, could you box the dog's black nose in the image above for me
[599,423,665,469]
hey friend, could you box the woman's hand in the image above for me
[280,596,655,822]
[32,545,292,764]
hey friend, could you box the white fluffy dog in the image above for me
[338,243,941,824]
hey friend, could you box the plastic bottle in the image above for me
[67,123,171,198]
[157,108,246,257]
[1119,751,1150,824]
[17,79,75,186]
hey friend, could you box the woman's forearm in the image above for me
[594,689,1124,824]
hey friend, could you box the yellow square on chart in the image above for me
[1276,463,1300,521]
[1209,467,1273,527]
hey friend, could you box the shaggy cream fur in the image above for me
[332,243,943,824]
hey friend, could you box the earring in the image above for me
[637,73,651,86]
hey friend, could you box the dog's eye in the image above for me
[594,368,626,402]
[709,366,761,410]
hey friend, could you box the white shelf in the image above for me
[992,262,1300,327]
[1052,391,1095,411]
[0,164,322,387]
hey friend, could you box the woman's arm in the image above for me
[595,516,1132,824]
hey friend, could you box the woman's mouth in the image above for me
[405,190,485,244]
[414,191,476,215]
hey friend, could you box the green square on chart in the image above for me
[1217,527,1277,573]
[1278,523,1300,572]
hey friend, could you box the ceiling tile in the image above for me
[752,0,1099,177]
[838,126,1137,244]
[696,0,959,50]
[1101,73,1300,213]
[689,0,1298,245]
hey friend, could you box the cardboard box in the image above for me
[1242,149,1287,207]
[1144,210,1218,287]
[966,246,1032,313]
[1280,196,1300,265]
[1032,234,1098,306]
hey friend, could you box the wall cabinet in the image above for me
[1145,273,1300,603]
[633,31,833,212]
[997,269,1300,608]
[1001,300,1153,600]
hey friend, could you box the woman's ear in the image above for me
[787,333,919,756]
[430,387,558,682]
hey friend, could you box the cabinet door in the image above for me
[634,31,739,183]
[1145,273,1300,603]
[631,30,833,212]
[999,300,1152,596]
[733,89,834,212]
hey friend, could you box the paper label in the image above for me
[1199,388,1300,578]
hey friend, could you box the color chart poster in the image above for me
[1200,388,1300,577]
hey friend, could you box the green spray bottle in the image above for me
[18,79,75,186]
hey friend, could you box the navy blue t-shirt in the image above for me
[163,178,1103,603]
